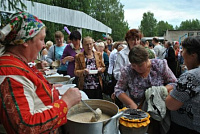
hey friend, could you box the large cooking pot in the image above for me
[62,99,122,134]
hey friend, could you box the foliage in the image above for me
[0,0,30,28]
[87,0,129,41]
[156,21,174,36]
[139,12,175,37]
[0,0,31,11]
[177,19,200,30]
[0,12,9,27]
[175,25,179,30]
[3,0,200,41]
[139,11,200,37]
[139,11,157,37]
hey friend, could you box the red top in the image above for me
[0,55,68,134]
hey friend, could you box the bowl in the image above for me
[45,76,70,84]
[56,84,76,95]
[89,70,98,74]
[44,69,57,75]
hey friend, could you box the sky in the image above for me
[120,0,200,29]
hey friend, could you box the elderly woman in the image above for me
[40,40,53,61]
[115,45,177,134]
[166,36,200,134]
[0,12,81,134]
[75,36,105,99]
[96,42,109,68]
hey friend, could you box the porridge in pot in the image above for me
[68,112,111,123]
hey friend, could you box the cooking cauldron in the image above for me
[63,99,122,134]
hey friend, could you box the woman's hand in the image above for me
[84,69,89,75]
[97,67,103,73]
[36,60,49,69]
[61,88,81,109]
[62,56,74,63]
[36,61,50,74]
[53,84,63,88]
[111,93,115,100]
[118,93,138,109]
[165,84,173,93]
[41,60,49,67]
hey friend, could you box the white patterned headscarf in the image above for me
[0,12,45,46]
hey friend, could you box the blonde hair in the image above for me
[107,36,112,42]
[83,36,93,45]
[96,42,105,48]
[46,41,53,48]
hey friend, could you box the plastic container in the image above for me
[119,107,150,134]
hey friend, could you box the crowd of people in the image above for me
[0,11,200,134]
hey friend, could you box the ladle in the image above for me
[81,100,101,122]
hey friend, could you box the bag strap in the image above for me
[162,48,167,55]
[54,45,55,61]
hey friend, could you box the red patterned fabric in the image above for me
[0,55,68,134]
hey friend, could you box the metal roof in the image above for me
[142,37,164,41]
[0,0,112,34]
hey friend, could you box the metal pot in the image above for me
[62,99,123,134]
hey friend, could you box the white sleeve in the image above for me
[108,52,115,74]
[113,53,124,80]
[46,46,54,64]
[153,46,159,57]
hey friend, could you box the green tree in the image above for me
[139,11,157,37]
[178,19,200,30]
[175,25,179,30]
[0,0,28,11]
[109,0,129,41]
[0,0,34,28]
[88,0,129,41]
[156,21,174,36]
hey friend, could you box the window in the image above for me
[188,32,194,36]
[197,32,200,36]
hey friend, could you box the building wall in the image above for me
[164,30,200,43]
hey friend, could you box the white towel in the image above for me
[145,86,168,121]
